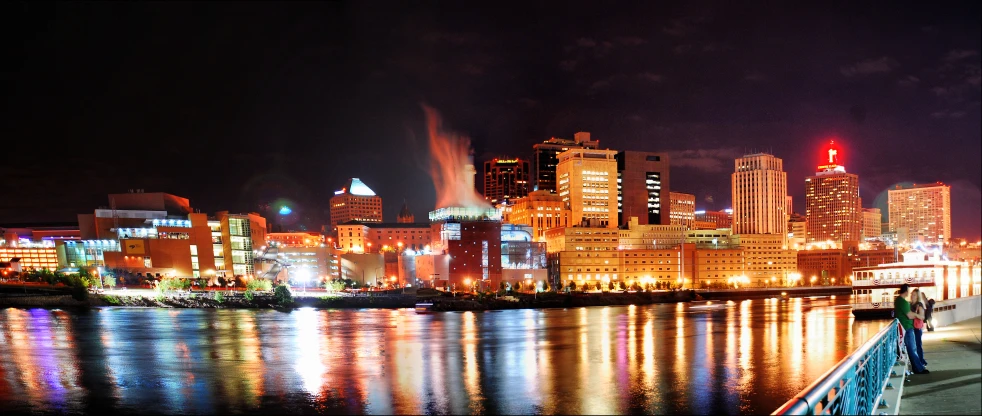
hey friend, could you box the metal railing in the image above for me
[773,319,901,415]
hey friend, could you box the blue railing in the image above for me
[773,319,901,415]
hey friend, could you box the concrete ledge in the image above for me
[931,295,982,328]
[878,363,907,415]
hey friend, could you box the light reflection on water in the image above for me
[0,296,883,414]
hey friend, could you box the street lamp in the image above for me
[296,267,311,295]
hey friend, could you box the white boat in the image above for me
[415,302,434,314]
[851,248,981,319]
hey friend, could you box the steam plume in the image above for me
[422,104,491,210]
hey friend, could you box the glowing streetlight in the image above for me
[296,268,311,294]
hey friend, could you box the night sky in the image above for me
[3,2,980,238]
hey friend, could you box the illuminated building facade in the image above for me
[805,142,862,243]
[888,182,951,245]
[788,213,807,249]
[731,233,798,283]
[731,153,788,235]
[336,221,435,253]
[862,208,882,240]
[329,178,383,229]
[617,217,686,250]
[532,132,599,192]
[0,245,60,271]
[669,192,696,229]
[552,238,745,290]
[616,151,671,226]
[483,157,530,205]
[266,232,337,284]
[557,148,619,228]
[696,210,732,229]
[446,221,502,289]
[78,190,192,240]
[503,190,570,241]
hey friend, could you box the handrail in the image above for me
[773,318,900,415]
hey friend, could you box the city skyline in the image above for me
[2,2,979,238]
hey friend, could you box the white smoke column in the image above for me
[422,104,492,210]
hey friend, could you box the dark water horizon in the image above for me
[0,296,885,415]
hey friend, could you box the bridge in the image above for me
[773,295,981,415]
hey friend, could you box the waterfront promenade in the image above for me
[900,315,982,415]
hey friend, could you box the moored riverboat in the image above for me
[851,248,981,319]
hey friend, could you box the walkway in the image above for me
[900,315,982,415]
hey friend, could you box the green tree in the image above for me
[274,284,293,306]
[247,279,273,292]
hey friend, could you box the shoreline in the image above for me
[0,286,853,311]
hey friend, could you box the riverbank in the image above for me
[0,286,851,311]
[0,290,700,310]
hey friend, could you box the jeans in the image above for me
[904,328,926,373]
[913,328,927,366]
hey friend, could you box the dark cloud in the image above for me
[2,1,980,238]
[667,148,744,173]
[840,57,900,77]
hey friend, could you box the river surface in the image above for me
[0,296,887,415]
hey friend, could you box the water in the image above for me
[0,296,885,415]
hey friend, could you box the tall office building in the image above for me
[483,157,530,205]
[862,208,882,240]
[731,153,788,235]
[532,132,599,192]
[669,192,696,229]
[616,151,671,226]
[888,182,951,245]
[329,178,383,228]
[557,148,619,228]
[805,142,861,243]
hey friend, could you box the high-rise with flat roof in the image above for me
[805,142,862,243]
[888,182,951,245]
[557,148,619,228]
[731,153,788,235]
[616,151,671,226]
[483,157,530,205]
[532,132,599,193]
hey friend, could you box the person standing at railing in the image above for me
[911,288,928,369]
[894,284,929,374]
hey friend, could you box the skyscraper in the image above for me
[532,132,599,193]
[731,153,788,235]
[329,178,383,229]
[888,182,951,245]
[483,157,530,205]
[557,148,619,228]
[805,142,861,243]
[616,151,671,226]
